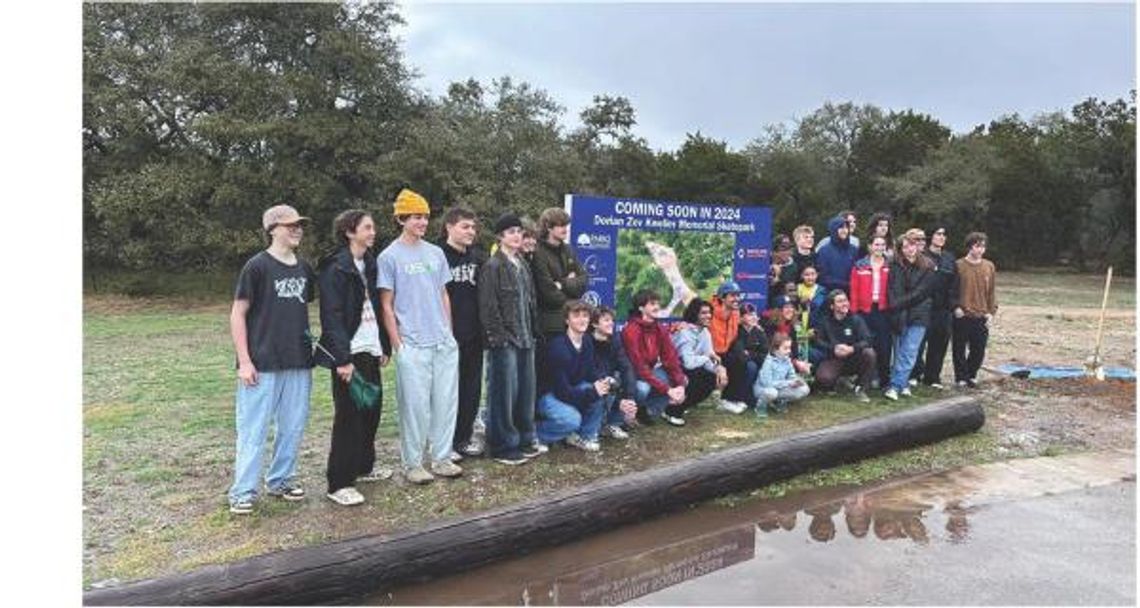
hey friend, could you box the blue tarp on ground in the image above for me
[997,363,1136,380]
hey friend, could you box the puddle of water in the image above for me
[997,363,1136,380]
[361,450,1135,606]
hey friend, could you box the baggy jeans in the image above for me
[229,368,312,504]
[394,338,459,470]
[486,346,537,458]
[890,325,927,391]
[536,384,605,443]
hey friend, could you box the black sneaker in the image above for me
[635,407,655,426]
[520,441,549,458]
[493,452,529,466]
[267,485,305,502]
[661,412,686,427]
[965,379,978,389]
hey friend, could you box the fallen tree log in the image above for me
[85,396,984,606]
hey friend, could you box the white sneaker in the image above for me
[357,466,393,483]
[448,450,464,463]
[883,388,899,401]
[601,424,629,440]
[908,378,919,387]
[930,382,946,390]
[900,387,913,398]
[326,487,364,506]
[565,433,601,452]
[718,400,747,415]
[459,438,485,457]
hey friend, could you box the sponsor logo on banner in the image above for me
[744,248,767,259]
[583,255,601,275]
[735,272,765,281]
[582,291,602,307]
[576,233,612,250]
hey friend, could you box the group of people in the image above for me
[225,194,996,515]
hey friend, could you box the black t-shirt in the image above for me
[234,251,316,371]
[442,242,486,343]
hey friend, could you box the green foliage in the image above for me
[615,229,734,318]
[83,3,1135,278]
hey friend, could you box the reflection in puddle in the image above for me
[366,450,1133,606]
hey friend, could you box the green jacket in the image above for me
[531,239,588,334]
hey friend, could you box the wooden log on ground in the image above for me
[85,396,984,606]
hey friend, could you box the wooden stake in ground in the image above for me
[1086,266,1114,381]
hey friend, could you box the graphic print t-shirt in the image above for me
[377,239,452,347]
[350,257,384,356]
[234,251,315,370]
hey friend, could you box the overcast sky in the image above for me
[395,1,1136,151]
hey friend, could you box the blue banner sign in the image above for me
[565,194,772,320]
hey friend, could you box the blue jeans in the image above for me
[229,369,312,504]
[536,385,606,443]
[486,346,536,457]
[602,394,626,426]
[634,367,673,417]
[394,337,459,469]
[890,325,927,391]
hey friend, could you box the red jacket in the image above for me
[849,258,891,314]
[621,312,687,395]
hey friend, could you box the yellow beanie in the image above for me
[393,188,430,216]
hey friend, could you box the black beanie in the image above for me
[494,212,523,235]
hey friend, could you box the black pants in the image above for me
[670,368,716,416]
[327,352,382,493]
[452,336,484,450]
[815,348,877,391]
[719,350,753,405]
[952,316,989,383]
[916,310,953,384]
[862,306,893,386]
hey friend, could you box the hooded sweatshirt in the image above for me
[815,216,860,294]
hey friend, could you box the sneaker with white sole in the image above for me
[908,378,919,387]
[565,433,601,452]
[405,466,435,485]
[718,400,747,415]
[883,388,899,401]
[853,386,871,403]
[930,382,946,390]
[459,438,485,457]
[431,460,464,478]
[229,499,255,515]
[267,485,305,502]
[326,485,364,504]
[521,442,548,458]
[326,487,364,506]
[448,450,464,463]
[661,412,686,426]
[358,467,393,483]
[601,424,629,440]
[493,452,529,466]
[900,387,913,398]
[955,380,968,389]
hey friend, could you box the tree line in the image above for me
[84,2,1135,276]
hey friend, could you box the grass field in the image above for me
[81,270,1134,587]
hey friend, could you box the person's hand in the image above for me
[789,378,805,388]
[667,385,686,405]
[337,363,354,383]
[715,365,729,388]
[984,313,993,326]
[594,378,612,396]
[619,399,638,421]
[793,359,812,375]
[709,351,722,365]
[834,344,851,358]
[554,281,562,291]
[391,337,403,354]
[378,354,390,367]
[954,307,965,319]
[238,361,259,387]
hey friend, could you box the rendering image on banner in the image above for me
[616,230,735,319]
[567,194,772,321]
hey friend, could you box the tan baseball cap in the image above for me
[262,204,311,230]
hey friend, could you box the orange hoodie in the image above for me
[710,297,740,355]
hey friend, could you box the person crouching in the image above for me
[536,301,610,452]
[753,333,811,417]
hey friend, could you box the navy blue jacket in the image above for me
[542,333,602,407]
[815,216,860,294]
[592,333,638,400]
